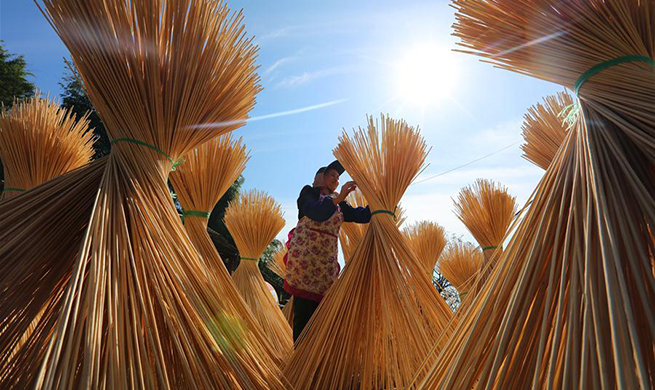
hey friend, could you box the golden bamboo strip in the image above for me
[437,242,483,297]
[521,91,574,170]
[414,1,654,388]
[0,94,93,199]
[224,190,292,362]
[283,114,454,390]
[0,0,290,388]
[403,220,447,278]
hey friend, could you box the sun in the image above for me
[394,43,459,107]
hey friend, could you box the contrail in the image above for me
[187,98,347,130]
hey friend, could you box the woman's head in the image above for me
[323,168,340,192]
[322,160,344,193]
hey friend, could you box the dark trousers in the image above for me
[292,296,320,342]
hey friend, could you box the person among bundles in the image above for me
[284,160,371,342]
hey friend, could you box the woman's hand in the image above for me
[333,181,357,204]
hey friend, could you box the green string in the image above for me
[482,245,498,251]
[574,55,655,95]
[561,56,654,126]
[459,291,469,298]
[181,209,210,223]
[1,187,25,192]
[371,208,396,219]
[110,138,184,171]
[240,257,259,262]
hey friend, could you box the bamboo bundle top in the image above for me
[268,243,287,279]
[224,189,292,360]
[521,91,574,170]
[283,114,453,390]
[39,0,262,169]
[453,178,517,260]
[171,134,249,227]
[437,241,483,296]
[0,94,93,199]
[3,0,290,388]
[413,1,654,389]
[403,220,447,277]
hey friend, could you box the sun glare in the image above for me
[394,44,459,107]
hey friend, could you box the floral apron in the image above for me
[284,200,344,302]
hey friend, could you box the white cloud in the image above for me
[264,56,298,75]
[275,67,352,88]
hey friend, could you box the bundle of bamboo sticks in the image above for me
[1,0,291,388]
[283,114,453,390]
[521,91,574,170]
[453,179,517,263]
[403,220,447,278]
[414,1,654,388]
[437,241,483,298]
[168,135,291,368]
[0,94,93,199]
[224,189,293,362]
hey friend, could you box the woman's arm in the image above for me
[340,202,371,223]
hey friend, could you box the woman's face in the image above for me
[324,169,340,192]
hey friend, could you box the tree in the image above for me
[0,42,35,107]
[59,65,111,159]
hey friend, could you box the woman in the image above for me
[284,160,371,342]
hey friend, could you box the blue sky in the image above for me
[1,0,560,247]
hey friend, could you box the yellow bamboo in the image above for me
[521,91,574,170]
[437,242,483,298]
[284,114,454,390]
[414,1,654,388]
[403,221,447,278]
[224,190,293,362]
[0,94,93,199]
[0,0,290,388]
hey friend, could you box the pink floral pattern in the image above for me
[285,199,344,300]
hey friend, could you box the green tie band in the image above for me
[240,257,259,262]
[482,245,498,251]
[1,187,25,193]
[574,55,655,95]
[371,209,396,219]
[560,56,655,126]
[181,209,210,223]
[110,137,184,171]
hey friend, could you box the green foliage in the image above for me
[0,42,35,108]
[59,65,111,159]
[258,239,290,305]
[208,175,244,249]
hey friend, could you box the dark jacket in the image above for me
[296,185,371,223]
